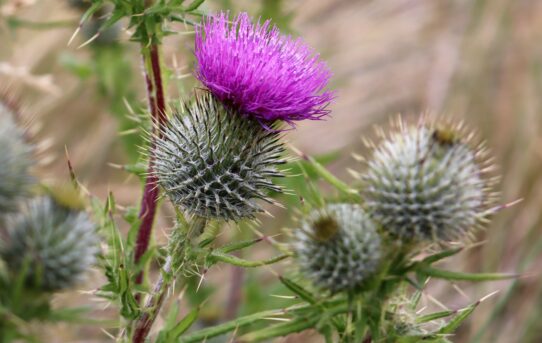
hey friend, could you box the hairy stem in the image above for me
[132,218,207,343]
[134,44,168,285]
[132,255,172,343]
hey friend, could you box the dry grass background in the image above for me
[1,0,542,342]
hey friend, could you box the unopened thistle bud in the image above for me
[293,204,382,293]
[0,101,34,215]
[153,93,285,221]
[360,119,495,243]
[0,196,99,292]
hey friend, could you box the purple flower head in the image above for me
[195,12,334,125]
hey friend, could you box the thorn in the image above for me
[119,128,139,136]
[452,283,470,301]
[123,97,136,116]
[196,269,207,292]
[101,329,116,340]
[426,294,449,311]
[67,26,80,46]
[347,168,361,179]
[270,294,297,299]
[77,32,100,49]
[485,198,523,214]
[263,317,291,322]
[64,145,79,190]
[108,162,123,169]
[287,143,308,160]
[479,290,500,303]
[352,152,365,162]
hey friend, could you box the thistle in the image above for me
[0,196,99,292]
[359,119,495,243]
[153,93,285,221]
[195,12,333,124]
[0,101,34,215]
[293,204,382,293]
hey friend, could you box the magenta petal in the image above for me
[195,12,334,124]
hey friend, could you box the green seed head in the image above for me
[360,119,495,243]
[0,101,34,215]
[293,204,382,294]
[153,92,285,221]
[0,196,99,292]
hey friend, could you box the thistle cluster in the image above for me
[0,99,98,295]
[155,12,333,220]
[293,118,496,299]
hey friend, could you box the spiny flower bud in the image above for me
[360,119,495,243]
[0,101,34,215]
[0,196,99,292]
[293,204,382,293]
[153,93,285,221]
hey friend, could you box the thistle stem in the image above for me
[132,255,172,343]
[134,44,167,285]
[132,218,207,343]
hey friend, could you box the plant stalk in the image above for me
[132,218,207,342]
[134,44,168,285]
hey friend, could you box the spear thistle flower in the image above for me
[195,12,333,124]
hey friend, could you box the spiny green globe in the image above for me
[293,204,382,294]
[0,101,34,215]
[0,196,99,292]
[361,121,493,243]
[153,93,285,221]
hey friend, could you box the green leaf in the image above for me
[416,310,456,323]
[169,307,199,338]
[438,302,479,334]
[208,251,290,268]
[120,163,147,178]
[278,276,317,304]
[80,1,104,24]
[419,247,463,265]
[294,153,360,200]
[239,303,350,342]
[218,237,264,254]
[179,309,284,342]
[184,0,205,11]
[158,306,199,342]
[419,267,518,282]
[240,313,320,342]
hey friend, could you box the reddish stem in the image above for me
[134,44,167,285]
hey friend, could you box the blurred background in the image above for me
[1,0,541,342]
